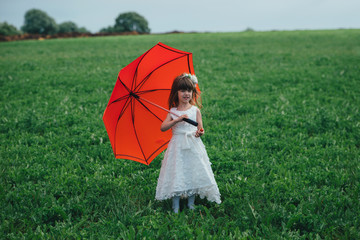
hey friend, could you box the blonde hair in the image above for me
[168,74,202,109]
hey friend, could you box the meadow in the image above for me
[1,29,359,239]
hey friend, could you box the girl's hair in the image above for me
[168,74,202,109]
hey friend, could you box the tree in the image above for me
[114,12,150,33]
[58,21,78,33]
[0,22,21,36]
[21,9,58,35]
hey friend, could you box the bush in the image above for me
[0,22,21,36]
[99,26,116,34]
[57,22,91,34]
[77,27,91,34]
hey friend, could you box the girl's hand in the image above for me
[195,128,204,138]
[176,114,189,123]
[161,113,190,132]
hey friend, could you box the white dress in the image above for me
[155,105,221,204]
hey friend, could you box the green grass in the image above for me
[1,29,359,239]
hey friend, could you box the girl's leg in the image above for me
[187,194,195,210]
[172,196,180,213]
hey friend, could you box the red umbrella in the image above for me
[103,42,200,165]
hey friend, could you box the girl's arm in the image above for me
[195,108,204,137]
[160,113,188,132]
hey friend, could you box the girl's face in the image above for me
[177,89,193,104]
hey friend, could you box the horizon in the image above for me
[1,0,360,34]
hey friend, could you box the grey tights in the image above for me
[172,195,195,213]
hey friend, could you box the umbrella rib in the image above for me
[186,54,193,74]
[110,76,166,162]
[136,89,170,95]
[113,96,132,156]
[135,98,163,122]
[130,98,147,161]
[132,44,158,92]
[116,154,145,162]
[157,42,194,75]
[105,77,132,108]
[134,54,190,92]
[118,76,132,92]
[108,95,130,107]
[129,96,167,164]
[116,99,169,165]
[110,76,133,156]
[145,140,170,165]
[158,42,191,55]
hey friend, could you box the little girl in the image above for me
[155,73,221,213]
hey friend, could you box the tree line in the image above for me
[0,9,150,36]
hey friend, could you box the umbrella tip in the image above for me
[130,91,139,99]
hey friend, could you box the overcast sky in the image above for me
[1,0,359,33]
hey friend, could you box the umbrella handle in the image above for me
[183,118,198,127]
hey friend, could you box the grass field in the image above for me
[1,29,359,239]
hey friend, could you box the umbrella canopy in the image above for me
[103,42,198,165]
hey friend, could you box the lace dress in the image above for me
[155,105,221,204]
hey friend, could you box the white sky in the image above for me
[0,0,359,33]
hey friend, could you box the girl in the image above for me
[155,73,221,213]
